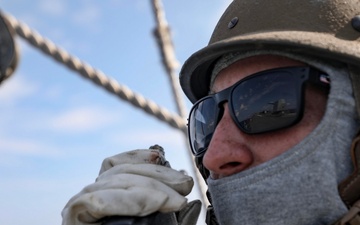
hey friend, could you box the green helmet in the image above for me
[180,0,360,103]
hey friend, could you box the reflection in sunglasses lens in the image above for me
[232,73,299,133]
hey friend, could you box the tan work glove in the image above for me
[61,146,201,225]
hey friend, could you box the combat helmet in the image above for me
[180,2,360,219]
[180,0,360,104]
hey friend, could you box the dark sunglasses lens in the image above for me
[189,97,217,156]
[231,73,301,133]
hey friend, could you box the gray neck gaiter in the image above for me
[207,54,359,225]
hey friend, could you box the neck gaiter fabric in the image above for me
[207,53,359,225]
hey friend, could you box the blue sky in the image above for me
[0,1,231,224]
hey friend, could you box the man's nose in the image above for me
[202,106,253,179]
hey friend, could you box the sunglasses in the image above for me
[188,66,330,157]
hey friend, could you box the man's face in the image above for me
[202,55,328,179]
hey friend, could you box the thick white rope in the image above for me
[3,12,187,133]
[151,0,209,208]
[151,0,187,119]
[3,8,209,209]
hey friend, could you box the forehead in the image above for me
[211,55,306,93]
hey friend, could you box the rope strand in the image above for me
[151,0,209,208]
[3,8,209,212]
[3,12,187,133]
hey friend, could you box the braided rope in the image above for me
[151,0,209,208]
[151,0,187,119]
[3,12,187,133]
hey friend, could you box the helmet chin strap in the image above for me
[339,65,360,205]
[348,65,360,121]
[333,131,360,225]
[334,65,360,225]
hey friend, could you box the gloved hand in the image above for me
[61,146,201,225]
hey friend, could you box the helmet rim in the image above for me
[180,30,360,103]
